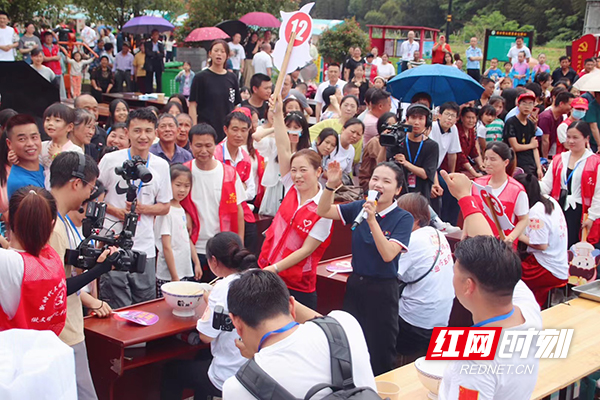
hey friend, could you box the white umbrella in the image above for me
[574,70,600,92]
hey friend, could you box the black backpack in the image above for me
[235,316,385,400]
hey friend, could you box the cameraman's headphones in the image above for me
[406,103,432,129]
[72,152,87,181]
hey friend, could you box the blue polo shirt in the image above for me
[337,200,413,279]
[465,46,482,70]
[7,164,45,200]
[149,142,193,165]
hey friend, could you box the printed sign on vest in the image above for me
[472,180,515,231]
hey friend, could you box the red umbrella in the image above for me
[239,12,280,28]
[185,27,230,42]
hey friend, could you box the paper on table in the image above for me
[113,310,159,326]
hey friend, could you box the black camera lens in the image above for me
[136,164,153,183]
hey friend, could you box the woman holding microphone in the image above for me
[317,160,413,375]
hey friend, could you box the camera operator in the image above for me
[48,152,107,400]
[386,104,439,202]
[160,232,255,400]
[98,108,172,308]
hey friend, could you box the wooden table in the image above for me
[85,298,208,400]
[102,92,168,109]
[376,297,600,399]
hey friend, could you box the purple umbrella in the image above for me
[122,16,175,35]
[239,12,280,28]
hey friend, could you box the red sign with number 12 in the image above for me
[285,13,312,47]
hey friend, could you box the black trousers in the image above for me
[114,69,132,92]
[244,221,258,255]
[289,288,317,310]
[564,202,583,248]
[343,273,399,376]
[160,358,221,400]
[467,68,481,83]
[396,315,433,359]
[146,62,163,93]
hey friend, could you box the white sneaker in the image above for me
[432,218,461,234]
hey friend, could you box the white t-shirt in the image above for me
[80,26,97,48]
[229,43,246,70]
[397,226,455,329]
[314,79,347,105]
[439,281,542,400]
[476,121,487,139]
[0,248,25,319]
[526,197,569,280]
[0,26,16,61]
[222,140,256,200]
[155,206,193,281]
[252,51,273,76]
[507,45,532,65]
[377,63,396,78]
[98,149,172,257]
[429,121,462,169]
[196,273,246,390]
[222,311,377,400]
[191,161,246,254]
[281,174,333,242]
[330,142,355,176]
[253,137,279,188]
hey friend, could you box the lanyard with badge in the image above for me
[405,139,423,188]
[257,322,299,351]
[472,308,515,327]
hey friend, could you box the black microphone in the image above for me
[351,190,381,230]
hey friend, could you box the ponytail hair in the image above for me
[514,173,554,215]
[206,232,257,272]
[9,186,57,257]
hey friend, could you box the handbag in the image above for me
[398,229,441,297]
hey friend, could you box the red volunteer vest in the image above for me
[42,44,62,75]
[181,160,239,244]
[556,118,572,155]
[258,186,332,293]
[254,151,266,210]
[0,245,67,335]
[550,153,600,244]
[214,143,255,223]
[473,175,525,239]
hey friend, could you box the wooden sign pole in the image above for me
[482,195,506,240]
[272,31,297,98]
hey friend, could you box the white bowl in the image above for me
[415,357,450,400]
[161,281,212,317]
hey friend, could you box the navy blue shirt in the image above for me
[338,200,413,279]
[149,142,193,165]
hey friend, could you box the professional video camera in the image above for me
[379,122,413,148]
[65,156,152,273]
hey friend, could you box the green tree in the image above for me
[317,18,369,63]
[459,11,534,43]
[311,0,350,19]
[0,0,66,23]
[74,0,183,28]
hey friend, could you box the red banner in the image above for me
[572,34,598,73]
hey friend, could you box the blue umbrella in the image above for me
[387,65,485,105]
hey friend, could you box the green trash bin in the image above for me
[163,61,184,97]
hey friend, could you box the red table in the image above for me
[84,298,208,400]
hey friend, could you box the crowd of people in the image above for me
[1,9,600,400]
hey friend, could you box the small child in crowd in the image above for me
[40,103,83,186]
[175,61,195,99]
[476,104,503,152]
[66,51,95,97]
[484,58,504,82]
[510,51,530,87]
[155,164,202,297]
